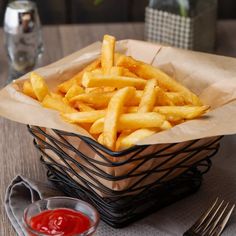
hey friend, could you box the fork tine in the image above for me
[210,204,235,236]
[204,202,229,235]
[189,198,219,231]
[196,200,224,234]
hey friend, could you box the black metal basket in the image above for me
[27,126,222,228]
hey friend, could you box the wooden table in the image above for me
[1,21,236,235]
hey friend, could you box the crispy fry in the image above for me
[117,129,157,150]
[65,84,84,100]
[122,68,138,77]
[50,92,63,99]
[97,133,104,145]
[101,35,116,74]
[61,110,106,123]
[155,86,174,106]
[115,130,133,151]
[42,95,77,113]
[85,86,116,93]
[57,59,101,93]
[82,72,146,89]
[22,81,37,99]
[74,102,95,111]
[161,120,172,130]
[153,105,209,120]
[90,112,166,134]
[103,87,135,150]
[91,68,103,75]
[57,78,77,94]
[138,79,157,113]
[166,92,186,105]
[110,66,123,76]
[70,91,115,109]
[116,54,202,105]
[30,72,49,102]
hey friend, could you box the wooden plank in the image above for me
[59,23,144,56]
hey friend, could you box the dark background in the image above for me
[0,0,236,25]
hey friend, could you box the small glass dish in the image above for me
[23,196,100,236]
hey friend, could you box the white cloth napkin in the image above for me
[5,135,236,236]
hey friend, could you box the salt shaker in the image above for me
[4,0,43,81]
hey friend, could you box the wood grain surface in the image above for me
[0,22,235,236]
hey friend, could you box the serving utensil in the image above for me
[184,198,235,236]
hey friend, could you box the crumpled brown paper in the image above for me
[1,40,236,145]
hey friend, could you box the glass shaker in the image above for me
[145,0,217,52]
[4,0,43,81]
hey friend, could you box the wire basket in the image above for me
[28,126,222,228]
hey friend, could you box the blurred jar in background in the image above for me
[4,0,43,81]
[145,0,217,52]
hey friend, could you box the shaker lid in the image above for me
[4,0,40,34]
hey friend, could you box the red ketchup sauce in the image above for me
[29,208,91,236]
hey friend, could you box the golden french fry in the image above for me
[97,133,104,145]
[116,54,202,105]
[101,34,116,74]
[166,92,186,105]
[117,129,157,151]
[57,59,101,93]
[65,84,84,100]
[155,86,174,106]
[110,66,123,76]
[70,90,142,108]
[153,105,209,120]
[115,130,133,151]
[74,102,95,112]
[50,92,63,99]
[42,95,77,113]
[57,78,77,94]
[103,87,135,150]
[122,68,138,77]
[85,86,115,93]
[22,81,37,99]
[91,68,103,75]
[138,79,157,113]
[30,72,49,102]
[161,120,172,130]
[70,92,115,109]
[82,72,146,89]
[61,110,106,123]
[90,112,166,134]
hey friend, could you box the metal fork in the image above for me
[183,198,235,236]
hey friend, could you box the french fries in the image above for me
[138,79,157,113]
[22,34,208,151]
[30,72,49,102]
[103,87,135,150]
[116,54,202,106]
[42,95,77,113]
[61,110,106,123]
[57,59,101,93]
[90,112,166,134]
[23,81,37,99]
[117,129,157,150]
[82,72,146,89]
[101,35,115,74]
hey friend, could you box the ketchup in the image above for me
[29,208,91,236]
